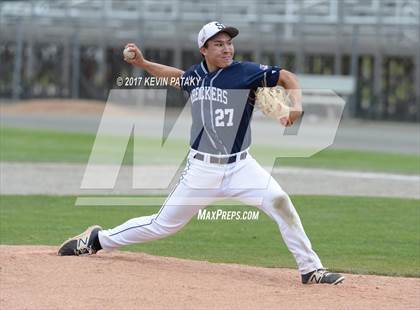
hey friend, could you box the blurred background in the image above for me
[0,0,419,121]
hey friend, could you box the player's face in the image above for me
[201,32,234,70]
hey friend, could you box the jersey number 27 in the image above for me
[215,108,234,127]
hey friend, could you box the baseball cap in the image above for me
[197,21,239,48]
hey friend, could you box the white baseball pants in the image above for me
[98,150,324,274]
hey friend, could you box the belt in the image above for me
[193,151,247,164]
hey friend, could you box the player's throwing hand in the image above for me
[123,43,145,67]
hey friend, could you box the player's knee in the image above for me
[272,193,290,210]
[271,194,301,227]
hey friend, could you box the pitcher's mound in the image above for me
[1,246,418,309]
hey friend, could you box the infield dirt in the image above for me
[1,245,418,310]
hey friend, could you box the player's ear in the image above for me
[199,46,207,57]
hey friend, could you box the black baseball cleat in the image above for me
[58,225,102,256]
[301,269,345,285]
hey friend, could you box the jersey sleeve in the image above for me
[242,62,281,89]
[180,65,196,93]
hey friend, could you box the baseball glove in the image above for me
[254,86,291,120]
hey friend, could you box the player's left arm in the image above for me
[277,69,303,126]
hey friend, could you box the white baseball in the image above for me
[123,48,135,60]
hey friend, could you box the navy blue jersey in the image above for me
[182,60,281,155]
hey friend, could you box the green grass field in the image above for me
[1,126,419,278]
[1,195,418,277]
[1,126,419,174]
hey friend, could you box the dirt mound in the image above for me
[0,245,418,310]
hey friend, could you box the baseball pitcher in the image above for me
[58,21,344,285]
